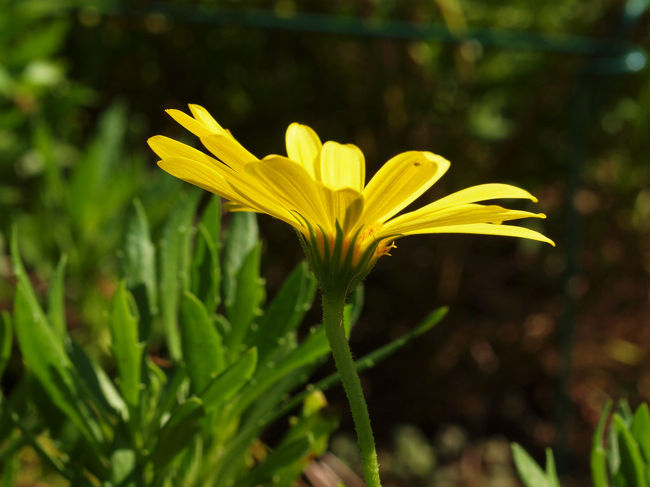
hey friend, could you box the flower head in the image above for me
[148,105,554,293]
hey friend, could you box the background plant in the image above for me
[0,194,445,485]
[514,400,650,487]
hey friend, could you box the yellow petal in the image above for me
[413,183,538,214]
[316,141,365,192]
[390,222,555,246]
[166,108,215,137]
[157,156,236,200]
[285,123,322,178]
[362,151,450,225]
[382,203,545,235]
[158,156,295,227]
[321,188,364,234]
[148,135,217,167]
[200,133,257,171]
[246,156,333,232]
[188,104,227,134]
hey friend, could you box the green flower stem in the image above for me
[322,288,381,487]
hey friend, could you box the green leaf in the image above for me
[46,254,67,343]
[109,282,144,409]
[614,413,647,487]
[200,348,257,411]
[159,191,200,361]
[110,448,136,486]
[120,199,158,339]
[190,223,220,313]
[180,292,224,394]
[591,401,612,487]
[225,243,264,359]
[230,327,330,419]
[222,212,258,307]
[0,312,12,380]
[67,340,127,421]
[151,397,205,469]
[240,436,312,487]
[13,283,100,445]
[246,261,317,363]
[632,403,650,463]
[511,443,550,487]
[200,195,222,246]
[545,448,561,487]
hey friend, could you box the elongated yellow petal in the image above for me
[246,156,332,232]
[200,133,257,170]
[166,109,216,137]
[157,156,236,201]
[188,104,227,134]
[148,135,218,167]
[393,222,555,246]
[158,156,296,227]
[316,141,365,192]
[382,203,545,235]
[411,183,538,216]
[362,151,450,225]
[285,123,322,178]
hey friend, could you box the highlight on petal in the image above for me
[245,155,333,232]
[158,156,295,227]
[188,104,227,134]
[157,156,235,200]
[148,135,217,167]
[362,151,450,225]
[285,123,322,178]
[316,141,365,192]
[382,203,545,235]
[412,183,539,215]
[321,188,364,234]
[391,222,555,246]
[200,134,258,170]
[166,108,216,138]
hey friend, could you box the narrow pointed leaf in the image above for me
[511,443,549,487]
[632,403,650,463]
[151,397,205,469]
[225,243,264,359]
[120,199,157,339]
[545,448,561,487]
[46,255,67,343]
[13,283,99,445]
[109,282,144,409]
[200,347,257,411]
[200,195,222,247]
[222,212,258,307]
[614,413,647,487]
[240,436,312,487]
[180,292,224,394]
[0,312,12,380]
[246,261,316,362]
[190,223,220,313]
[159,190,200,361]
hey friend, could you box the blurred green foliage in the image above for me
[514,401,650,487]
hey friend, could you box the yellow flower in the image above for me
[148,104,554,291]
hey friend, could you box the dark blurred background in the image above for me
[1,0,649,485]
